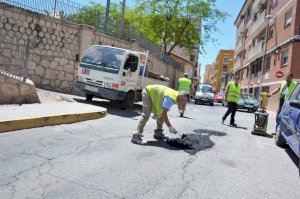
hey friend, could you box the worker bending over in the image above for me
[131,85,189,145]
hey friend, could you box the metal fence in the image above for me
[0,0,183,70]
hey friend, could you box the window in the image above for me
[223,57,229,64]
[271,0,278,9]
[265,56,271,72]
[254,87,260,99]
[285,9,293,28]
[281,48,289,67]
[223,66,228,72]
[268,24,274,39]
[246,67,249,77]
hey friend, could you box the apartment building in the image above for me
[204,63,215,85]
[213,50,234,92]
[234,0,300,112]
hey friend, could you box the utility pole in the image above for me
[119,0,126,36]
[104,0,111,33]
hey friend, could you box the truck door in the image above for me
[120,54,140,91]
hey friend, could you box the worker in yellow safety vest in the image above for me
[176,73,192,117]
[269,73,297,127]
[131,85,189,145]
[222,75,245,127]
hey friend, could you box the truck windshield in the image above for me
[81,46,126,73]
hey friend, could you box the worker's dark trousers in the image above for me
[222,102,238,124]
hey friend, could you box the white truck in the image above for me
[75,45,169,107]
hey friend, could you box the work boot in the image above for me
[221,118,225,124]
[230,123,237,127]
[180,113,184,117]
[131,133,147,145]
[153,129,168,140]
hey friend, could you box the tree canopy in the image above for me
[67,0,227,56]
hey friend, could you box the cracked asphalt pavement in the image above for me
[0,101,299,199]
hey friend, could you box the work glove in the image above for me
[169,126,178,134]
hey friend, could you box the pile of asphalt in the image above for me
[166,129,226,154]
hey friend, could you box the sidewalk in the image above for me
[0,102,107,133]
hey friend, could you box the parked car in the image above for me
[215,93,224,103]
[223,93,259,112]
[275,83,300,158]
[195,84,214,106]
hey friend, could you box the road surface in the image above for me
[0,101,299,199]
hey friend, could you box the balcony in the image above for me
[237,19,246,33]
[249,10,267,38]
[235,40,243,54]
[248,40,264,63]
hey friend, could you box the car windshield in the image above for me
[81,46,126,72]
[242,93,256,100]
[198,85,213,93]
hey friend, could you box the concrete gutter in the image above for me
[0,102,107,133]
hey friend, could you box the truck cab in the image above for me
[75,45,141,106]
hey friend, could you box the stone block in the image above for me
[42,79,50,85]
[61,81,69,89]
[60,58,68,65]
[64,64,74,72]
[57,71,65,80]
[45,69,55,79]
[35,66,45,76]
[0,84,19,97]
[50,61,58,69]
[46,21,51,28]
[40,58,50,67]
[20,84,34,96]
[28,61,36,69]
[65,73,74,81]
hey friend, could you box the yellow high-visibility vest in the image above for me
[146,85,179,117]
[279,80,297,100]
[178,78,191,92]
[226,82,241,104]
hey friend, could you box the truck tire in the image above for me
[275,123,286,147]
[121,92,135,109]
[86,93,93,102]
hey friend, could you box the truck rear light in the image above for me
[112,83,119,89]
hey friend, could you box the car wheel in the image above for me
[86,93,93,102]
[275,123,286,147]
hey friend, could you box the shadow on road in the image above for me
[74,98,142,118]
[147,129,227,155]
[224,124,248,130]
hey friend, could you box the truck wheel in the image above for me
[86,93,93,102]
[121,92,135,109]
[275,123,286,147]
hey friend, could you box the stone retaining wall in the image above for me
[0,3,183,94]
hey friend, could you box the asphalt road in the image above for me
[0,101,299,199]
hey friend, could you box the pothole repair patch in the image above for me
[166,129,227,154]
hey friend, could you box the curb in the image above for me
[0,110,107,133]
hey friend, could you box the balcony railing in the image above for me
[249,10,267,37]
[235,40,243,53]
[248,40,264,62]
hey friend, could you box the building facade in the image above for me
[214,50,234,92]
[204,63,215,85]
[234,0,300,112]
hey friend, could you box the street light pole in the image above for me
[104,0,111,33]
[120,0,126,36]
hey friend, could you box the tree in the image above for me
[129,0,227,55]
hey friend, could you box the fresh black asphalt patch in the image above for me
[166,129,227,154]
